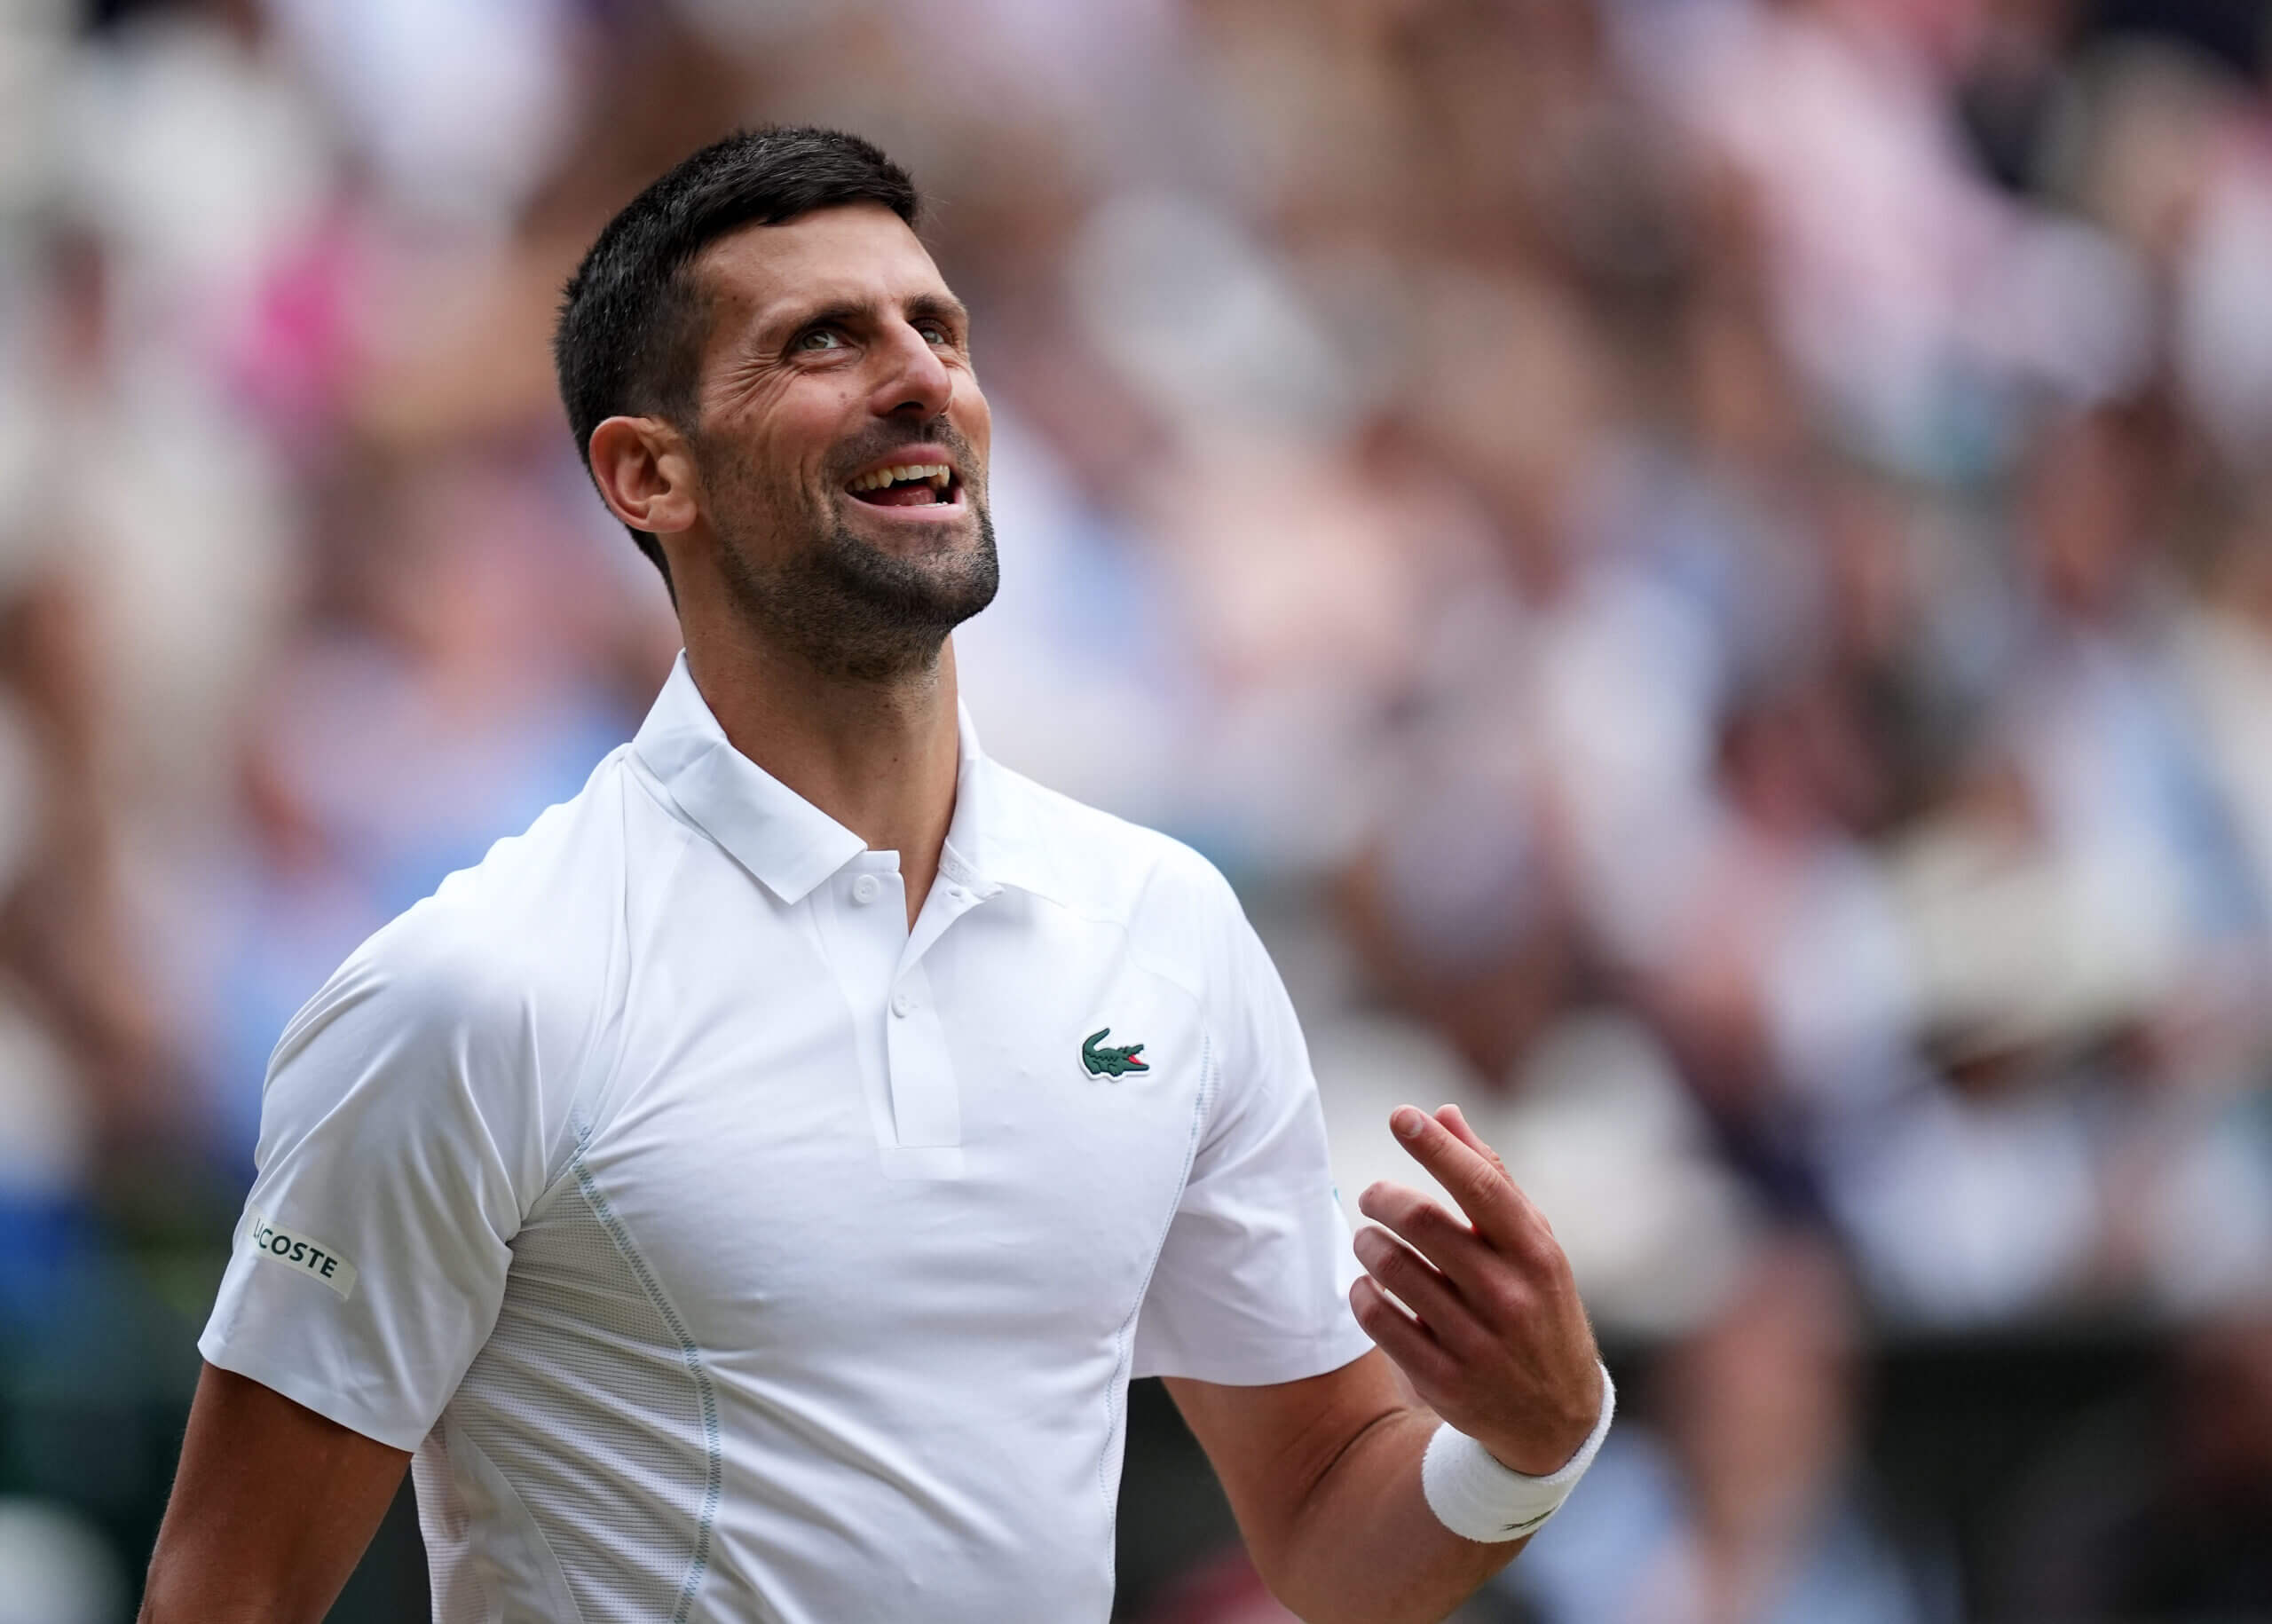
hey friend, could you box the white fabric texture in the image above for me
[199,652,1371,1624]
[1421,1365,1617,1543]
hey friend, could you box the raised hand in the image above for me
[1350,1104,1604,1476]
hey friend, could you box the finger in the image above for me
[1436,1104,1555,1240]
[1348,1277,1460,1392]
[1434,1104,1502,1171]
[1352,1225,1489,1352]
[1390,1106,1546,1258]
[1356,1179,1495,1295]
[1361,1179,1554,1348]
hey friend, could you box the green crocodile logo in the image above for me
[1081,1028,1148,1079]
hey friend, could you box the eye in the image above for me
[918,321,952,346]
[797,327,847,352]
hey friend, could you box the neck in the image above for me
[682,617,962,928]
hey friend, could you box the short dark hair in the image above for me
[554,126,922,584]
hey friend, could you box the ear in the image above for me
[588,415,701,535]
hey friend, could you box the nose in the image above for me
[869,319,952,422]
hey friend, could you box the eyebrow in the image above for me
[771,291,971,338]
[906,293,971,330]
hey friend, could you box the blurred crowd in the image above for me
[3,0,2272,1619]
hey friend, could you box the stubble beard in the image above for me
[702,432,1001,684]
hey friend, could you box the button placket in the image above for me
[882,961,958,1146]
[874,859,994,1152]
[811,857,915,1162]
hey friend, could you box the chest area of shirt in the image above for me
[558,896,1211,1353]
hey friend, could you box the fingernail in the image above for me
[1392,1108,1424,1139]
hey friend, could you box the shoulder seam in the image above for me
[533,781,696,1209]
[1020,883,1211,1010]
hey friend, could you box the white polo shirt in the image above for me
[199,653,1371,1624]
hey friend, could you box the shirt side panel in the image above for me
[442,1154,727,1624]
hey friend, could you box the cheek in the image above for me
[954,386,994,470]
[706,410,825,507]
[711,371,848,466]
[693,446,801,551]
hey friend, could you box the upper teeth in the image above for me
[849,463,951,493]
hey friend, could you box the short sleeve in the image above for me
[198,910,568,1451]
[1132,880,1373,1385]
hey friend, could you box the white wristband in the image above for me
[1420,1365,1616,1543]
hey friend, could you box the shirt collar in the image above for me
[631,651,1061,908]
[939,701,1061,906]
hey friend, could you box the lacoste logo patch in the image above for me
[241,1205,359,1300]
[1081,1028,1148,1079]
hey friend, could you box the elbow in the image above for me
[138,1561,182,1624]
[139,1546,209,1624]
[1256,1542,1519,1624]
[1251,1564,1460,1624]
[139,1548,281,1624]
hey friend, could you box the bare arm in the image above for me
[140,1362,411,1624]
[1168,1104,1604,1624]
[1169,1351,1514,1624]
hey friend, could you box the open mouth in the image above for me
[845,461,961,509]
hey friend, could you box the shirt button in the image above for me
[890,990,913,1018]
[852,874,881,904]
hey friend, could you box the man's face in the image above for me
[682,203,997,678]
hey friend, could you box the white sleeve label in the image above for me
[241,1206,359,1300]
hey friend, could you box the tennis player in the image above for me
[140,127,1609,1624]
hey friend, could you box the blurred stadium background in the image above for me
[2,0,2271,1619]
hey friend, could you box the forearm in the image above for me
[1261,1403,1526,1624]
